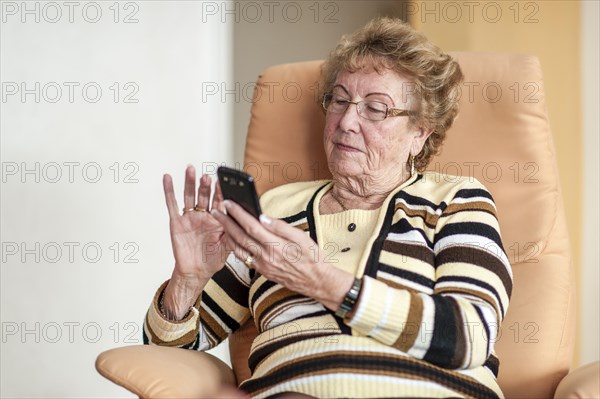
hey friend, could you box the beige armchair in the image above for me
[96,53,599,398]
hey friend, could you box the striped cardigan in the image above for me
[144,172,512,398]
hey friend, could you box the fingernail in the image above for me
[259,214,272,225]
[210,209,219,217]
[223,200,231,208]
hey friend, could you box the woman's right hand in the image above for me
[161,165,228,319]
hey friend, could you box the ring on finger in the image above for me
[194,205,207,212]
[182,207,195,213]
[243,255,255,267]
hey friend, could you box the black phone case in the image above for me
[217,166,262,218]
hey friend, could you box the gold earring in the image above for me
[409,155,415,177]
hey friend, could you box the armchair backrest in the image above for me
[234,53,574,398]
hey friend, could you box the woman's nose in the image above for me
[338,103,361,133]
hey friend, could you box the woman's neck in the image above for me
[328,170,412,211]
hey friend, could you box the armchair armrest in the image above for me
[95,345,237,398]
[554,361,599,399]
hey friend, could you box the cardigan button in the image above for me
[348,223,356,232]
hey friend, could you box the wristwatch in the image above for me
[335,277,363,319]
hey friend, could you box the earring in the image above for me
[409,155,415,177]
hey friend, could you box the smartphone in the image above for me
[217,166,262,219]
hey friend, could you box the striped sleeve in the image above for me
[143,252,253,350]
[347,179,512,370]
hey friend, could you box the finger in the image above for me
[183,165,196,210]
[224,200,279,244]
[212,181,226,213]
[212,207,262,257]
[259,213,306,242]
[196,174,211,211]
[163,174,180,220]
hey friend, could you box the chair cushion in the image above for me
[96,345,236,398]
[554,361,600,399]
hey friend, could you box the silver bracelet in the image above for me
[335,277,363,319]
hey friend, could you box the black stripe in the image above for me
[240,352,500,398]
[454,188,494,202]
[396,189,442,211]
[212,264,250,307]
[424,296,458,368]
[306,183,329,243]
[434,222,505,252]
[364,196,397,277]
[282,210,306,224]
[388,218,434,248]
[142,326,149,345]
[436,245,512,297]
[201,292,240,332]
[437,276,505,317]
[251,279,278,305]
[378,263,435,290]
[484,354,500,378]
[474,303,492,359]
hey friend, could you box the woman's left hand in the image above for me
[211,200,352,311]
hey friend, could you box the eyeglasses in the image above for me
[322,93,413,121]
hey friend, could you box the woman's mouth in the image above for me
[335,142,360,152]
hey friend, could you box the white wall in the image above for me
[1,2,232,397]
[580,0,600,366]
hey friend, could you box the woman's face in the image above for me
[323,68,431,185]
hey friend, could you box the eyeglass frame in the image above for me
[321,92,414,121]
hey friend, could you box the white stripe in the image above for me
[369,286,394,337]
[387,231,428,244]
[408,294,434,358]
[434,234,511,271]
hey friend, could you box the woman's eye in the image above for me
[366,104,386,113]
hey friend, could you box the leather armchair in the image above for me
[96,53,599,398]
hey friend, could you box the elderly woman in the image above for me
[144,18,512,399]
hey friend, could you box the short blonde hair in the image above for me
[321,17,464,171]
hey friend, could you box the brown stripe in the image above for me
[394,292,423,352]
[377,276,420,294]
[255,286,300,324]
[442,201,497,218]
[395,203,438,228]
[292,221,309,231]
[382,240,435,266]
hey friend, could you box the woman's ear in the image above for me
[411,128,434,156]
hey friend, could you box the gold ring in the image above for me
[182,207,195,213]
[243,255,255,267]
[194,205,207,212]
